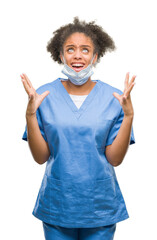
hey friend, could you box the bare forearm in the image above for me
[105,115,133,167]
[26,115,50,164]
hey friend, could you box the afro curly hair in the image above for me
[47,17,116,64]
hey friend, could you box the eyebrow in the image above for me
[65,45,91,48]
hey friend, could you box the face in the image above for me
[60,32,97,72]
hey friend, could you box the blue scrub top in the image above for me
[22,78,135,228]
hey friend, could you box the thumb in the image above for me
[113,92,121,101]
[40,91,50,102]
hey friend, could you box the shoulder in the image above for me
[36,78,59,94]
[98,80,123,96]
[97,80,123,117]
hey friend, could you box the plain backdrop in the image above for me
[0,0,157,239]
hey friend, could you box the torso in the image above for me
[28,78,131,228]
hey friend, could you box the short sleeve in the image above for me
[22,108,48,142]
[105,108,135,146]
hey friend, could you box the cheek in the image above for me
[63,54,72,64]
[85,57,93,65]
[85,52,94,62]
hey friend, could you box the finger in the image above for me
[125,82,135,97]
[127,75,136,92]
[129,75,136,85]
[22,73,33,89]
[21,74,31,88]
[124,72,130,89]
[124,75,136,94]
[21,77,35,98]
[21,77,31,94]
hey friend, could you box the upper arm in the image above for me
[105,108,135,147]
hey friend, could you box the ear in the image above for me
[93,53,98,64]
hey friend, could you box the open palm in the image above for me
[113,72,136,116]
[21,73,50,116]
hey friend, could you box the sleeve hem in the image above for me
[106,137,135,147]
[22,133,48,143]
[22,137,28,141]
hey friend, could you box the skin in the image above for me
[21,32,136,166]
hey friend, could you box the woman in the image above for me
[21,17,135,240]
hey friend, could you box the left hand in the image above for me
[113,72,136,117]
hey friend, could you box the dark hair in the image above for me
[47,17,116,64]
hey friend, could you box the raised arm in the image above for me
[105,73,136,167]
[21,73,50,164]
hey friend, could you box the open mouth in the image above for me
[71,63,85,72]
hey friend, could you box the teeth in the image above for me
[72,64,83,67]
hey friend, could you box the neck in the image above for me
[62,78,96,95]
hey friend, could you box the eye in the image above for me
[67,48,74,53]
[82,48,89,53]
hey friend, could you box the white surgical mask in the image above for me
[61,55,95,85]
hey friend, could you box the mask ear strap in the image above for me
[61,54,66,64]
[91,54,96,65]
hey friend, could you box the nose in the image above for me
[74,49,82,59]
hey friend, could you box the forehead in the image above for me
[63,32,94,48]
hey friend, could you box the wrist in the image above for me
[26,112,37,119]
[123,108,134,118]
[123,113,134,121]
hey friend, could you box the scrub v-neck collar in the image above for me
[57,78,100,119]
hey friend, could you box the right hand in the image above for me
[21,73,50,117]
